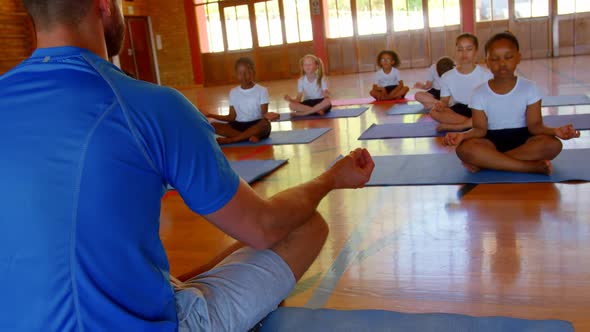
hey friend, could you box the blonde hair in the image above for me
[300,54,325,89]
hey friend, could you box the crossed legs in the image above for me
[456,135,563,174]
[213,119,271,144]
[174,213,329,331]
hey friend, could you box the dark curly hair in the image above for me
[376,50,401,68]
[484,31,520,55]
[436,56,455,77]
[234,57,256,72]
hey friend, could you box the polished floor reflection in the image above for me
[161,55,590,330]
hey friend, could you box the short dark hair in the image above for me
[436,56,455,77]
[234,57,255,72]
[485,31,520,55]
[376,50,401,68]
[456,33,479,50]
[23,0,93,29]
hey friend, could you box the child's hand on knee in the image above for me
[555,124,581,140]
[432,101,445,112]
[443,132,464,146]
[264,112,280,121]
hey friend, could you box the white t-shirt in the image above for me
[298,76,328,100]
[470,77,543,130]
[425,64,443,90]
[229,84,269,122]
[440,65,493,105]
[374,68,401,87]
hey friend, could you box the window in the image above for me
[283,0,313,43]
[393,0,424,32]
[196,0,223,53]
[428,0,461,28]
[255,0,283,47]
[476,0,508,22]
[224,5,253,51]
[558,0,590,15]
[196,0,313,53]
[326,0,354,38]
[514,0,549,19]
[356,0,387,36]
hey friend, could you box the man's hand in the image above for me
[325,148,374,189]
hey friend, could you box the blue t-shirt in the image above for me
[0,47,240,331]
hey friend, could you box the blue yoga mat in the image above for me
[542,95,590,107]
[259,307,573,332]
[221,128,331,147]
[278,107,368,121]
[359,113,590,140]
[229,159,287,183]
[358,121,441,139]
[358,149,590,186]
[386,102,427,115]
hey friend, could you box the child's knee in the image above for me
[456,140,477,161]
[547,136,563,156]
[259,119,271,136]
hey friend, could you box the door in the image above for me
[509,0,551,59]
[391,0,430,68]
[426,0,462,64]
[119,17,157,83]
[475,0,510,59]
[556,0,590,56]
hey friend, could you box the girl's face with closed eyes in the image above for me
[455,37,477,65]
[486,38,521,79]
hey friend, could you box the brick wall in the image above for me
[0,0,35,75]
[0,0,196,86]
[145,0,195,86]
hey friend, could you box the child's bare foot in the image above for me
[462,162,480,173]
[533,160,553,175]
[248,136,260,143]
[318,110,326,116]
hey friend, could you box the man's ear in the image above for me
[98,0,112,16]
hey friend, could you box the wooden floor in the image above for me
[162,55,590,330]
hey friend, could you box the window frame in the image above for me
[195,0,312,54]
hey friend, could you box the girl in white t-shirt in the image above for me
[414,56,455,109]
[207,57,279,144]
[443,32,579,175]
[369,50,409,101]
[284,54,332,116]
[431,33,493,132]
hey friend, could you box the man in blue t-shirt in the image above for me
[0,1,374,331]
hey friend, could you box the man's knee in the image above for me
[313,214,329,243]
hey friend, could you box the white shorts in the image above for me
[174,247,295,331]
